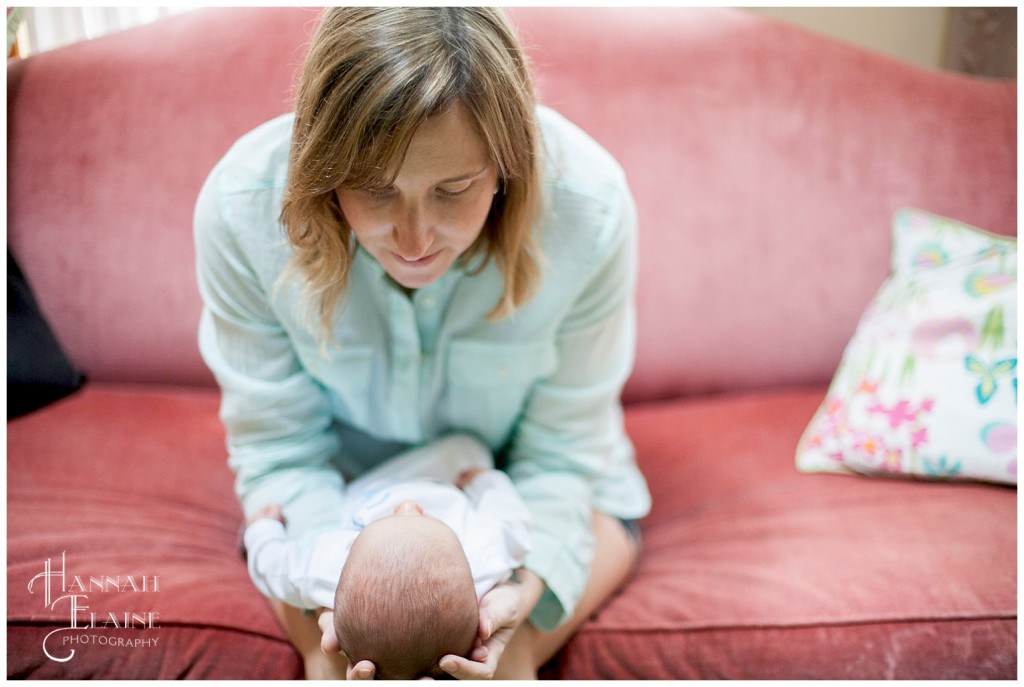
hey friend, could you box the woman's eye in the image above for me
[363,187,394,199]
[437,184,471,198]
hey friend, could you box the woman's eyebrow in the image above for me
[437,164,490,185]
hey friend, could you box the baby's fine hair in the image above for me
[333,526,479,679]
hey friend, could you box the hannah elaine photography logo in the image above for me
[27,552,161,662]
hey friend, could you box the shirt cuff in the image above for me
[524,528,592,632]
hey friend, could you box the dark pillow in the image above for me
[7,250,84,418]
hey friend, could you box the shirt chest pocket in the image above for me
[296,344,376,428]
[445,339,557,446]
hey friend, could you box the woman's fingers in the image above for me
[439,623,514,680]
[246,503,284,525]
[317,610,340,654]
[438,574,532,679]
[347,660,376,680]
[439,653,496,680]
[478,582,520,636]
[319,610,376,679]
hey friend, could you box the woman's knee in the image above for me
[517,511,639,671]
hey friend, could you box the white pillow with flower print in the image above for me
[797,208,1017,485]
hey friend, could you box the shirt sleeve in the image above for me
[243,519,313,608]
[194,162,346,538]
[506,179,639,631]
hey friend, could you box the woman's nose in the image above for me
[394,500,425,515]
[393,206,432,259]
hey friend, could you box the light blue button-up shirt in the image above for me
[195,105,651,630]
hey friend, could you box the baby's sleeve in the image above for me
[462,470,532,565]
[244,521,349,610]
[243,519,311,607]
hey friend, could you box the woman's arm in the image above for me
[194,159,346,537]
[505,176,639,632]
[437,167,642,679]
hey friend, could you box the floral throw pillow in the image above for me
[797,208,1017,485]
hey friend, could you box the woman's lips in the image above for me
[394,251,440,267]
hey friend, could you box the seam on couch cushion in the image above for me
[578,611,1017,634]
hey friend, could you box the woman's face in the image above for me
[336,103,499,291]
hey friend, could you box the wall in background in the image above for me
[746,7,950,71]
[746,7,1016,78]
[11,6,1017,78]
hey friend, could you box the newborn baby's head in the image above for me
[333,504,479,679]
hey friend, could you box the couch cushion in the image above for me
[552,387,1016,679]
[6,385,302,679]
[8,385,1015,679]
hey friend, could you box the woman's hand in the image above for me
[317,570,544,680]
[246,503,284,526]
[454,467,483,490]
[438,569,544,680]
[317,610,376,680]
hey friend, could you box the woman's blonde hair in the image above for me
[280,7,542,341]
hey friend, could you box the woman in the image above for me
[195,7,650,679]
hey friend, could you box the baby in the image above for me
[244,435,531,679]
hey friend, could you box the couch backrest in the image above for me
[505,8,1017,402]
[8,8,1016,401]
[8,8,318,387]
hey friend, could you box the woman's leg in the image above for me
[493,510,639,679]
[270,600,347,680]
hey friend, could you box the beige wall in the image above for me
[745,8,950,71]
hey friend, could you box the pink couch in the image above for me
[8,7,1016,679]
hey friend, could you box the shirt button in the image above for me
[420,295,437,309]
[496,366,509,379]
